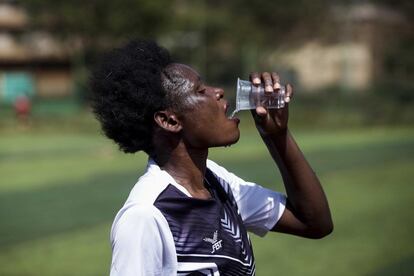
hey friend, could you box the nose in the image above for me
[214,87,224,100]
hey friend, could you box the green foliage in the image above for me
[24,0,172,39]
[17,0,414,116]
[22,0,332,83]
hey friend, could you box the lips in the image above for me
[222,99,228,113]
[222,100,239,124]
[231,117,240,124]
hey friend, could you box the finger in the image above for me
[271,72,281,90]
[262,72,273,93]
[250,107,266,124]
[250,72,260,86]
[285,83,293,103]
[256,106,267,116]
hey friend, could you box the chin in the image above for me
[219,131,240,148]
[222,140,238,148]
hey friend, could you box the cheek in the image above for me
[180,98,218,126]
[181,111,213,141]
[180,99,238,147]
[179,94,207,111]
[180,118,211,147]
[181,114,239,148]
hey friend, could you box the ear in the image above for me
[154,110,183,133]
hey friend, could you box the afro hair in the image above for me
[90,39,172,154]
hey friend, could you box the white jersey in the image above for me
[110,159,286,276]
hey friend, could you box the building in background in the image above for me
[0,0,73,105]
[271,3,408,92]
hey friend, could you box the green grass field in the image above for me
[1,119,413,275]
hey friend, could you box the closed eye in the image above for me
[197,85,206,94]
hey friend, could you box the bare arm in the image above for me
[250,72,333,239]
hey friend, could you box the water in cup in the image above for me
[229,78,286,118]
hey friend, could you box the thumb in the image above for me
[255,106,267,116]
[251,106,268,124]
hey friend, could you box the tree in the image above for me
[23,0,331,83]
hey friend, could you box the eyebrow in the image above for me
[196,77,205,89]
[198,73,205,83]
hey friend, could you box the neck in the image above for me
[152,140,210,199]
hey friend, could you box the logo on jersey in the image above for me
[203,230,223,254]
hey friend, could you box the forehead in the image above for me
[165,63,201,83]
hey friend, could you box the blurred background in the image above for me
[0,0,413,275]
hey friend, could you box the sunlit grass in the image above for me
[1,125,413,275]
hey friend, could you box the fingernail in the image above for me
[256,106,267,115]
[253,78,260,85]
[285,96,291,103]
[265,85,273,92]
[273,82,281,90]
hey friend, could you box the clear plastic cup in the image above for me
[229,78,285,117]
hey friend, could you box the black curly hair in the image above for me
[90,39,173,154]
